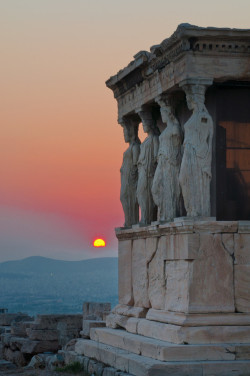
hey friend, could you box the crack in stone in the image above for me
[147,237,159,309]
[221,235,236,313]
[221,234,235,259]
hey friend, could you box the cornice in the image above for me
[106,24,250,99]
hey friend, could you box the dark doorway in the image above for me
[216,86,250,220]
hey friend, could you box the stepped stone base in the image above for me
[125,317,250,344]
[73,334,250,376]
[91,328,250,362]
[146,309,250,326]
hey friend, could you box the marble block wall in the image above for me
[116,220,250,314]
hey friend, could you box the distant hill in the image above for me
[0,256,118,316]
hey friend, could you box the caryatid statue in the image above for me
[120,117,141,227]
[179,80,214,217]
[136,109,159,225]
[152,95,182,222]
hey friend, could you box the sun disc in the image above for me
[93,238,106,247]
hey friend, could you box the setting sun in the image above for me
[93,238,106,247]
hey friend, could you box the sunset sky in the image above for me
[0,0,249,262]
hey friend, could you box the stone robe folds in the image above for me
[152,121,182,222]
[120,142,140,227]
[137,135,158,225]
[179,109,213,217]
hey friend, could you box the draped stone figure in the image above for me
[120,118,141,227]
[179,82,213,217]
[152,96,182,222]
[137,109,159,225]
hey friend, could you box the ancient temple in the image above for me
[77,24,250,375]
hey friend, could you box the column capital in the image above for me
[118,116,140,128]
[155,93,175,109]
[135,107,153,122]
[179,78,213,91]
[179,78,213,112]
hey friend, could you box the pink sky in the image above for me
[0,0,249,261]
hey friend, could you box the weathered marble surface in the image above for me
[132,239,150,308]
[234,234,250,312]
[235,234,250,264]
[146,309,250,326]
[148,237,166,310]
[162,233,200,260]
[116,221,250,316]
[235,265,250,313]
[179,79,213,217]
[74,336,250,375]
[91,327,240,361]
[152,95,182,222]
[120,118,140,227]
[136,109,159,225]
[112,304,148,318]
[186,233,234,313]
[118,240,133,305]
[107,25,250,120]
[135,318,250,344]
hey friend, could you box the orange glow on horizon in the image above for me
[93,238,106,247]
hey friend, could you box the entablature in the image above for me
[106,24,250,119]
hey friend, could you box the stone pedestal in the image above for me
[72,220,250,374]
[108,219,250,346]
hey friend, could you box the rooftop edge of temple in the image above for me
[106,23,250,90]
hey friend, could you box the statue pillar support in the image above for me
[152,94,183,222]
[119,116,141,228]
[179,78,214,217]
[136,108,159,225]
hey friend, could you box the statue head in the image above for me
[183,84,206,112]
[155,94,175,125]
[120,118,139,144]
[138,110,159,135]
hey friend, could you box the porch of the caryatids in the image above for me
[179,78,214,217]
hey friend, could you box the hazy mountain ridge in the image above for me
[0,256,118,315]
